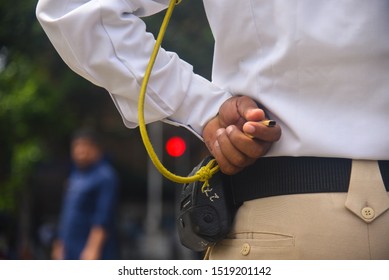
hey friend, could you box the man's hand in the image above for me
[203,96,281,175]
[51,239,64,260]
[80,226,106,260]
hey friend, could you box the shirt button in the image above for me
[241,243,251,256]
[361,207,375,220]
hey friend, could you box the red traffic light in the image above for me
[165,136,186,157]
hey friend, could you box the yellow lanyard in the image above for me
[137,0,219,187]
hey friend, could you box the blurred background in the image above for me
[0,0,214,259]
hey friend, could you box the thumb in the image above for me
[236,96,266,121]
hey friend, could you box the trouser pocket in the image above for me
[209,231,297,260]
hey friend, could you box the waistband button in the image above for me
[361,207,375,220]
[241,243,251,256]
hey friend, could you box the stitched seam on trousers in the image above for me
[367,224,372,259]
[220,236,295,248]
[230,231,294,240]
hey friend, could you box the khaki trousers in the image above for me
[209,160,389,259]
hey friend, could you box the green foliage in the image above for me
[0,0,214,212]
[0,53,59,211]
[0,0,75,210]
[0,0,45,55]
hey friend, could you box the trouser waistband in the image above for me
[230,157,389,204]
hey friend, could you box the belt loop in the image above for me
[345,160,389,223]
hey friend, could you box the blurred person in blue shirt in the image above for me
[52,129,119,260]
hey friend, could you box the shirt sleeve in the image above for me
[36,0,232,136]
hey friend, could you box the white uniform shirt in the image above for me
[36,0,389,160]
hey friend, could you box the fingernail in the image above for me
[226,126,234,135]
[243,124,255,138]
[244,124,255,134]
[216,128,224,137]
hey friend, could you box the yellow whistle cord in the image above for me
[137,0,219,186]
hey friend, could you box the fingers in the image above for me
[236,96,266,122]
[242,120,282,142]
[203,116,221,155]
[212,128,253,174]
[211,126,275,175]
[203,95,282,175]
[218,96,266,128]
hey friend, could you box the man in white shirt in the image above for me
[36,0,389,259]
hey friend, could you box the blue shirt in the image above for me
[58,158,119,259]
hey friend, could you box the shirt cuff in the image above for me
[166,73,232,138]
